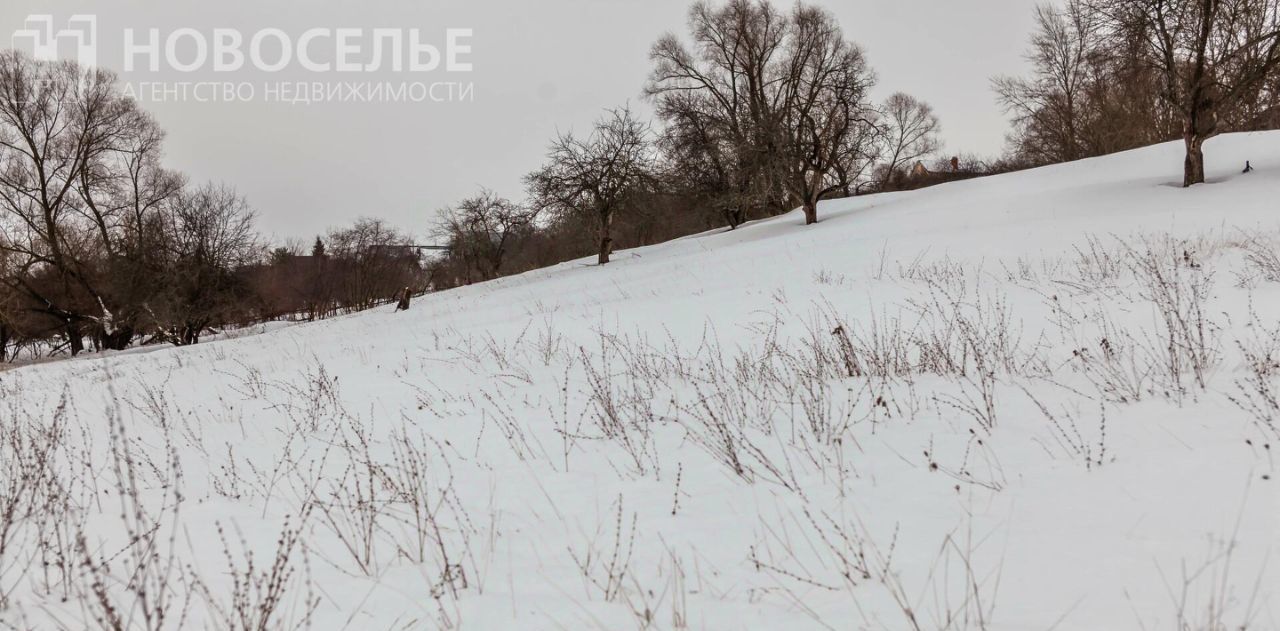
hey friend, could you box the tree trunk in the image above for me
[1183,134,1206,187]
[66,322,84,356]
[180,324,200,346]
[724,207,745,230]
[598,211,613,265]
[0,323,9,362]
[803,201,818,225]
[100,325,134,351]
[1183,84,1216,187]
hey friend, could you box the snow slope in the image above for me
[3,132,1280,630]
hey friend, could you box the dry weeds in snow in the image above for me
[0,228,1276,629]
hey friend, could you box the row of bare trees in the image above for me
[429,0,946,285]
[431,0,1280,289]
[0,52,261,356]
[0,52,427,360]
[259,218,426,321]
[996,0,1280,186]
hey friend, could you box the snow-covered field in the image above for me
[3,133,1279,630]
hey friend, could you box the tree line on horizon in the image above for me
[4,0,1280,360]
[429,0,1280,287]
[996,0,1280,184]
[430,0,956,286]
[0,51,426,359]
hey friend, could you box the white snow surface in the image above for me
[3,132,1280,630]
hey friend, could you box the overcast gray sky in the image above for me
[3,0,1040,242]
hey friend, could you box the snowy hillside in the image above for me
[3,132,1279,630]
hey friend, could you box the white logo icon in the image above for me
[11,15,98,68]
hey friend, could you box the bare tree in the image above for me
[435,190,537,282]
[326,218,422,310]
[0,53,120,353]
[527,107,654,265]
[877,93,942,186]
[995,2,1106,164]
[1092,0,1280,186]
[778,4,878,224]
[647,0,878,226]
[654,94,761,229]
[0,51,188,352]
[154,183,258,345]
[646,0,794,226]
[996,1,1214,166]
[78,105,186,349]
